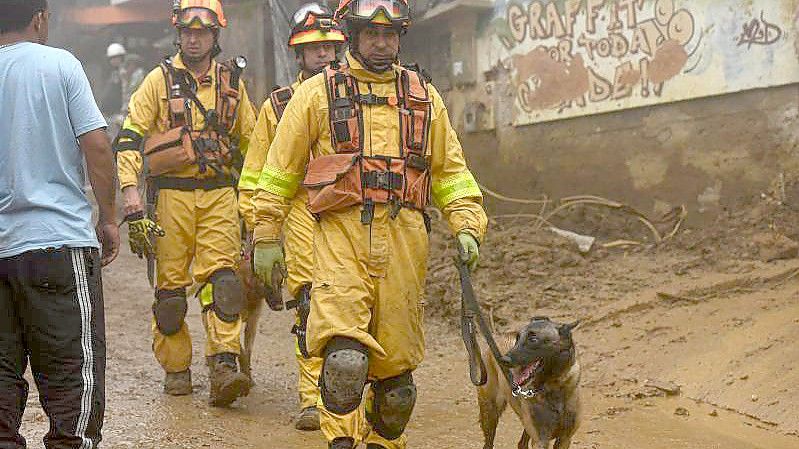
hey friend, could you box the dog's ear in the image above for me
[559,320,581,337]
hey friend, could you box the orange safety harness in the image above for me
[142,56,243,180]
[302,61,432,224]
[270,85,295,121]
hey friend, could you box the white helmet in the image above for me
[106,43,127,59]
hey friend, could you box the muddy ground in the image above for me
[18,185,799,448]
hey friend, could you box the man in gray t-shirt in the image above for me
[0,1,118,447]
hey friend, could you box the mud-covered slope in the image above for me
[424,186,799,438]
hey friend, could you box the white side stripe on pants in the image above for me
[70,248,95,449]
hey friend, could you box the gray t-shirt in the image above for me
[0,42,107,258]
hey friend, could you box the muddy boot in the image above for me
[295,406,320,431]
[164,369,192,396]
[208,353,250,407]
[329,437,355,449]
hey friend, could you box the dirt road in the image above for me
[17,219,799,448]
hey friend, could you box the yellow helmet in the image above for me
[172,0,227,29]
[289,3,347,47]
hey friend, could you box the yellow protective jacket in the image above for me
[238,73,303,231]
[116,54,256,189]
[252,52,487,243]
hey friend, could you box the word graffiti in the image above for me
[737,11,782,49]
[497,0,696,115]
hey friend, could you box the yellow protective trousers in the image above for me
[309,205,428,448]
[285,192,325,409]
[251,53,488,446]
[151,186,243,373]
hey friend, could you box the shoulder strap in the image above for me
[216,59,244,134]
[269,86,294,121]
[160,57,189,129]
[324,63,363,154]
[396,65,432,157]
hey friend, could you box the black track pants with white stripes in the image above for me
[0,247,106,449]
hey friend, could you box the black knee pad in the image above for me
[208,269,244,323]
[367,372,417,441]
[320,337,369,415]
[366,445,388,449]
[153,288,188,336]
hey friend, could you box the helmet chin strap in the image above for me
[349,31,400,73]
[352,50,395,73]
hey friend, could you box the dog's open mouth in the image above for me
[511,359,541,386]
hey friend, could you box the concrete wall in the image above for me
[455,82,799,222]
[403,0,799,223]
[491,0,799,125]
[220,0,275,105]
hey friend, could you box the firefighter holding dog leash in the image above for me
[251,1,487,447]
[114,0,256,407]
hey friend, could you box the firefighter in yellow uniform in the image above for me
[251,1,487,447]
[238,2,347,431]
[115,0,257,407]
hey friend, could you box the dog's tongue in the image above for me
[513,361,538,385]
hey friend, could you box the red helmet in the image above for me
[335,0,410,29]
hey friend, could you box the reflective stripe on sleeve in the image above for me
[256,164,302,199]
[238,167,261,190]
[432,170,482,208]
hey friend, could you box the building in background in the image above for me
[49,0,799,220]
[402,0,799,222]
[56,0,301,104]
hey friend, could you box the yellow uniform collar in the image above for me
[344,51,398,83]
[172,53,218,85]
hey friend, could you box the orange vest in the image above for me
[302,62,432,224]
[142,57,243,177]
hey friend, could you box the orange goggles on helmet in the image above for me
[174,7,220,29]
[351,0,408,21]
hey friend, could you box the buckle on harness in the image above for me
[354,93,396,106]
[363,171,403,190]
[406,154,429,171]
[389,200,402,220]
[361,199,375,225]
[333,98,353,117]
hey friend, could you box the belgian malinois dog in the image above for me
[237,247,284,382]
[477,317,580,449]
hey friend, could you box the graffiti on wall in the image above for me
[490,0,799,125]
[738,11,783,48]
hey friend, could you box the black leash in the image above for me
[456,255,538,398]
